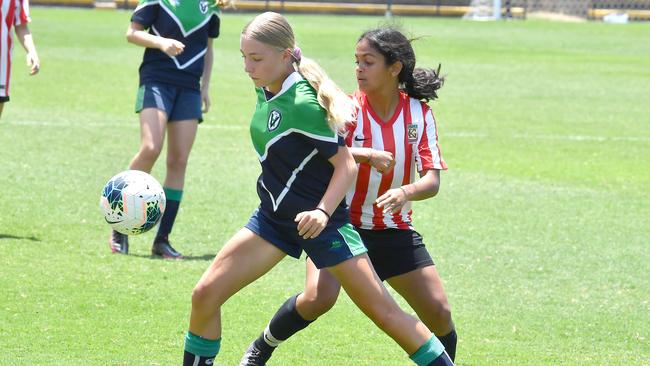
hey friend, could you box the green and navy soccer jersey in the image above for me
[250,72,348,223]
[131,0,220,90]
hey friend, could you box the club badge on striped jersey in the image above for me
[268,109,282,132]
[407,124,418,143]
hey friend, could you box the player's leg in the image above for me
[240,258,341,365]
[326,255,452,365]
[152,117,198,258]
[388,266,457,361]
[109,84,169,254]
[365,228,457,361]
[0,47,9,119]
[184,228,286,366]
[130,85,170,171]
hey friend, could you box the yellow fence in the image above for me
[30,0,649,20]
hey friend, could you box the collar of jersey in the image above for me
[135,0,218,37]
[262,72,303,103]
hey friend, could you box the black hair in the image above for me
[359,27,444,102]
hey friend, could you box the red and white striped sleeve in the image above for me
[416,104,447,172]
[15,0,31,26]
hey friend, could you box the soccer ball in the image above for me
[100,170,166,235]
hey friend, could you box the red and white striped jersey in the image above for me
[1,0,30,97]
[345,91,447,230]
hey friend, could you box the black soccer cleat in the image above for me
[151,236,183,259]
[109,230,129,254]
[239,341,275,366]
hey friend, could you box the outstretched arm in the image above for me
[14,24,39,75]
[295,146,358,239]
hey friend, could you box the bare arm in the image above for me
[14,24,39,75]
[295,146,358,239]
[126,22,185,57]
[349,147,395,174]
[200,38,214,113]
[375,169,441,214]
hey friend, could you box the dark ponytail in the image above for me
[404,64,444,102]
[359,28,444,103]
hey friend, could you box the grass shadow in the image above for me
[0,233,41,242]
[127,253,216,261]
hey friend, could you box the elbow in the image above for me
[125,29,136,44]
[430,183,440,198]
[348,157,359,177]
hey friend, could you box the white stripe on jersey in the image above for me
[346,92,445,230]
[1,0,11,97]
[14,0,29,25]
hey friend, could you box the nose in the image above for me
[244,59,253,74]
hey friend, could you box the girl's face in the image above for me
[355,38,401,94]
[240,36,291,90]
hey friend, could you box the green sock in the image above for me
[183,332,220,366]
[409,335,445,366]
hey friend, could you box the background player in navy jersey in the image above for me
[108,0,226,258]
[183,13,453,366]
[0,0,39,119]
[240,27,457,365]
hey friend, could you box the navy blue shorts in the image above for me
[356,228,434,281]
[135,82,202,122]
[245,209,367,269]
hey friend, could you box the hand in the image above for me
[159,38,185,57]
[368,150,395,174]
[294,209,329,239]
[26,52,39,75]
[375,187,408,214]
[201,87,210,113]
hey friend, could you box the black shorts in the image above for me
[0,96,9,103]
[356,228,434,281]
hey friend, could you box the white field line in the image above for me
[4,120,650,142]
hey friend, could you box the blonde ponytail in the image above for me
[296,57,354,133]
[215,0,234,7]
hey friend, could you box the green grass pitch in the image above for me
[0,7,648,365]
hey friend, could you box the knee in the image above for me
[422,301,453,333]
[299,287,339,317]
[371,305,405,332]
[166,153,190,173]
[139,143,163,162]
[191,283,221,317]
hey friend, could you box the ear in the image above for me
[282,48,293,63]
[389,61,403,78]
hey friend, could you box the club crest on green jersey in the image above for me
[268,109,282,131]
[199,0,208,14]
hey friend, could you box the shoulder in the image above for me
[134,0,159,11]
[405,93,432,124]
[291,81,335,137]
[293,81,325,117]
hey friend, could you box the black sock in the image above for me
[426,353,455,366]
[156,197,180,240]
[437,329,457,361]
[256,294,313,350]
[183,352,215,366]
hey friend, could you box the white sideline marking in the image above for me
[5,120,650,142]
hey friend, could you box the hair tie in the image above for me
[292,46,302,63]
